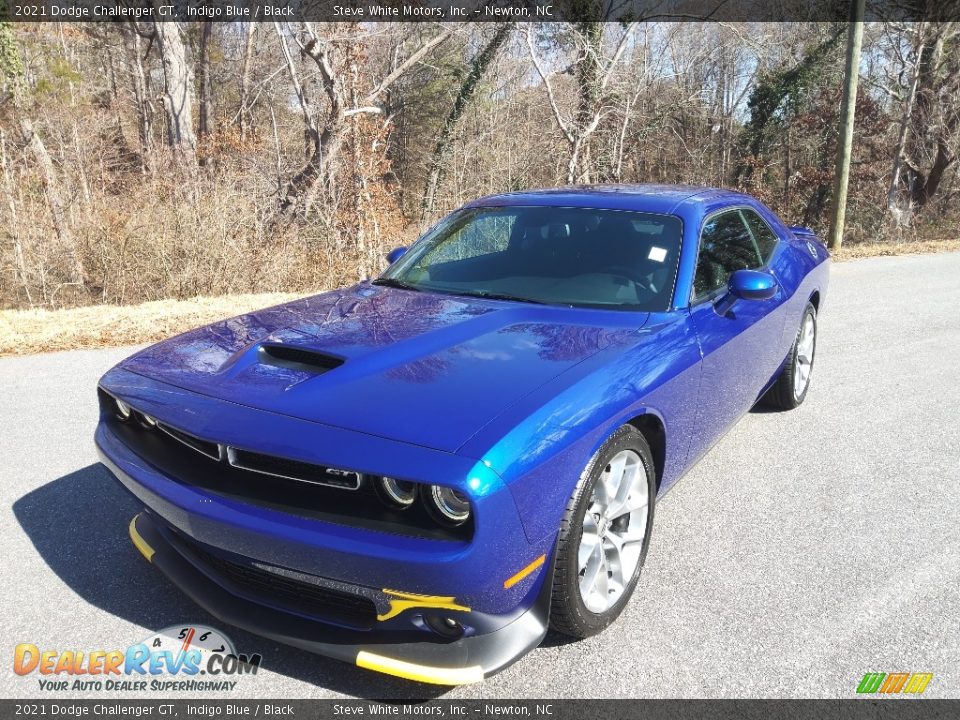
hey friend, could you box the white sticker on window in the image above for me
[648,246,667,262]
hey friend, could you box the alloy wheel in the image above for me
[794,313,816,399]
[577,449,649,614]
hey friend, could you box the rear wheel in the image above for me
[550,426,656,639]
[765,302,817,409]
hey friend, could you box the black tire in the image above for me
[549,425,656,639]
[764,302,817,410]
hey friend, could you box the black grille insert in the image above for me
[259,344,344,374]
[158,423,221,460]
[178,537,377,629]
[227,447,361,489]
[99,388,474,541]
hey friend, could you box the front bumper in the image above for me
[95,368,556,684]
[128,511,551,685]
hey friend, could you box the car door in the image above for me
[687,208,788,460]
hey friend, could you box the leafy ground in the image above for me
[2,240,958,357]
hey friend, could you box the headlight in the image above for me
[424,485,471,526]
[140,413,158,428]
[114,398,132,420]
[375,476,417,508]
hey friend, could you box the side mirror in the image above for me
[385,246,407,264]
[729,269,777,301]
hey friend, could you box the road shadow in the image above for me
[748,404,783,414]
[749,398,786,414]
[538,630,577,649]
[12,464,447,700]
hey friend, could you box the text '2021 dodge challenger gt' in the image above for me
[96,185,828,685]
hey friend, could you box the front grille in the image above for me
[158,423,221,460]
[99,388,474,541]
[177,536,378,629]
[227,447,360,489]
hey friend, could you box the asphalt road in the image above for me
[2,252,959,700]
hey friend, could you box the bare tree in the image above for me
[19,120,85,286]
[1,20,25,105]
[1,128,32,305]
[197,21,214,145]
[238,22,257,140]
[272,22,455,216]
[896,22,959,215]
[3,20,960,312]
[422,23,512,218]
[886,23,926,225]
[526,22,637,184]
[121,22,154,172]
[153,18,197,162]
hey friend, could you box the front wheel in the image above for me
[549,426,656,639]
[765,302,817,409]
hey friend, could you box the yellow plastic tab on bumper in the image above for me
[356,650,483,686]
[128,515,155,562]
[377,589,470,622]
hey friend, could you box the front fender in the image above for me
[460,312,701,543]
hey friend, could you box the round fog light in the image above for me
[424,485,471,526]
[376,476,417,508]
[424,615,464,639]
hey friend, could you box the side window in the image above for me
[693,210,762,299]
[741,209,779,262]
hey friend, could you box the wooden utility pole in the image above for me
[828,0,866,250]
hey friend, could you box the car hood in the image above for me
[120,285,646,452]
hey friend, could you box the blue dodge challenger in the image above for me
[96,185,829,685]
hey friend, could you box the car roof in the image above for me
[462,184,755,216]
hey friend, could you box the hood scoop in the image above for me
[258,343,344,375]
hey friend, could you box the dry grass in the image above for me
[2,239,959,357]
[0,293,305,357]
[832,237,960,261]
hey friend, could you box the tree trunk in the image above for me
[421,24,511,219]
[273,22,327,215]
[0,21,26,103]
[153,19,197,163]
[886,30,925,224]
[902,25,958,211]
[1,128,33,305]
[573,22,603,184]
[827,0,865,251]
[197,21,214,147]
[238,22,257,141]
[122,22,153,172]
[274,22,452,217]
[20,120,85,285]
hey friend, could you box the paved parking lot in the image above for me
[3,252,958,699]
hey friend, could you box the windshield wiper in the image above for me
[457,290,546,305]
[371,277,421,292]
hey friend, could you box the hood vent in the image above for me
[259,343,344,374]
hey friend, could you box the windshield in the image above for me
[380,206,682,311]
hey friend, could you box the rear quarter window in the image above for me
[741,209,780,263]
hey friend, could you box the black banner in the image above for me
[3,0,960,23]
[3,700,960,719]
